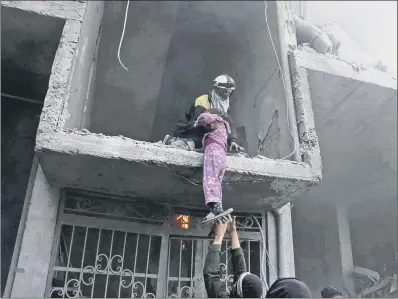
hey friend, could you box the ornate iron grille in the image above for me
[47,190,265,298]
[166,237,261,298]
[62,190,263,231]
[49,226,161,298]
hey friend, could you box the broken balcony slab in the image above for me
[290,50,397,206]
[36,130,318,211]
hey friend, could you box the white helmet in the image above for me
[213,74,236,91]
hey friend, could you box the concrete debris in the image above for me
[163,136,195,151]
[294,15,335,55]
[353,265,380,281]
[298,43,367,73]
[295,16,391,74]
[297,43,318,54]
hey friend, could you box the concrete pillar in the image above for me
[324,204,354,295]
[267,203,295,287]
[336,204,355,294]
[277,203,295,278]
[10,164,60,297]
[267,211,278,285]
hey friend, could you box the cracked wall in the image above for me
[65,1,295,159]
[29,1,322,211]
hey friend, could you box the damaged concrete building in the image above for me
[1,1,396,298]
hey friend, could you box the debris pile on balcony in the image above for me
[294,15,389,73]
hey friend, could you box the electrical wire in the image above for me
[118,1,296,157]
[117,0,130,71]
[261,1,298,161]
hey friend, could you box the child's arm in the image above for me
[195,112,219,127]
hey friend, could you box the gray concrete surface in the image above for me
[1,6,65,100]
[63,1,104,129]
[36,129,318,211]
[293,199,397,296]
[10,165,60,298]
[292,203,346,296]
[0,2,87,296]
[88,1,179,143]
[1,4,71,295]
[1,1,86,21]
[1,99,41,295]
[291,50,397,208]
[290,50,397,295]
[34,1,322,211]
[87,1,294,158]
[349,199,397,276]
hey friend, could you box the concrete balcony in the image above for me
[290,49,397,208]
[3,1,323,211]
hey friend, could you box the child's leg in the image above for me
[202,145,232,224]
[203,144,223,207]
[201,130,233,224]
[203,144,227,208]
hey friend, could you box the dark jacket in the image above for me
[173,92,238,149]
[203,244,248,298]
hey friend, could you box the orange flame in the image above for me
[174,214,190,229]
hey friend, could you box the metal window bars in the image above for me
[50,226,161,298]
[47,190,265,298]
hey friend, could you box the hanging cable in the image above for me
[259,1,297,161]
[117,0,130,71]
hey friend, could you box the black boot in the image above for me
[208,202,224,216]
[203,203,233,224]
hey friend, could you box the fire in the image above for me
[174,214,190,229]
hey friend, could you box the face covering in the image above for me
[210,88,230,115]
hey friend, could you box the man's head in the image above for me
[231,272,263,298]
[213,74,236,99]
[266,278,312,298]
[321,286,343,298]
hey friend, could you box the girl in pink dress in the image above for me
[195,112,233,223]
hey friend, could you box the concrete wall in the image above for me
[292,203,329,296]
[1,6,66,295]
[1,6,65,101]
[89,1,179,141]
[349,200,398,277]
[0,1,86,296]
[293,199,398,296]
[87,1,292,157]
[63,1,104,129]
[10,165,60,298]
[1,99,41,295]
[292,202,356,296]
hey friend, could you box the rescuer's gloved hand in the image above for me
[230,141,244,152]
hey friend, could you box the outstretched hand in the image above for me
[226,215,237,235]
[230,142,244,152]
[213,216,230,244]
